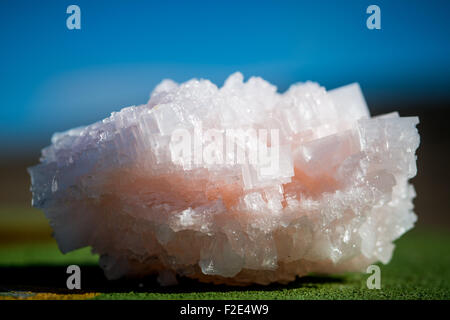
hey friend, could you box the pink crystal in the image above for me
[28,73,420,285]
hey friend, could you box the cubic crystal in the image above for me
[28,73,420,285]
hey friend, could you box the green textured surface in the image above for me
[0,226,449,300]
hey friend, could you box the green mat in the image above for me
[0,226,449,300]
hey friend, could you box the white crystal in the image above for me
[28,72,420,285]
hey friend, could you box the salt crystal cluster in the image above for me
[28,72,420,285]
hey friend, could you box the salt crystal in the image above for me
[28,72,420,285]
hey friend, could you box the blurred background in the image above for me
[0,0,449,247]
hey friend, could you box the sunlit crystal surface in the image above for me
[28,73,420,285]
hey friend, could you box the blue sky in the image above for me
[1,0,449,155]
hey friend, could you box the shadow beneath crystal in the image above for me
[0,265,346,295]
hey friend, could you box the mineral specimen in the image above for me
[28,72,420,285]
